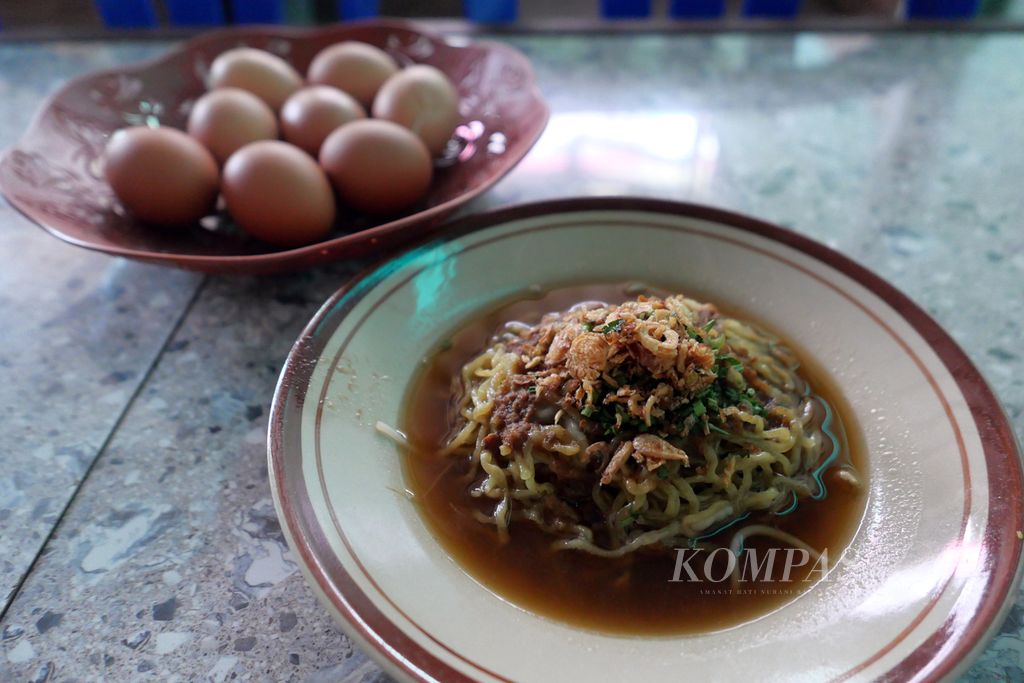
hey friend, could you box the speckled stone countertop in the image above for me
[0,31,1022,682]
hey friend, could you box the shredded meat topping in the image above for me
[491,294,770,484]
[491,385,534,449]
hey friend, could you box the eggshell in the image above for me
[319,119,432,215]
[306,42,398,108]
[372,64,460,156]
[187,88,278,164]
[280,86,366,156]
[222,141,336,246]
[208,47,302,111]
[104,126,219,226]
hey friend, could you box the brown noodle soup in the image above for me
[400,284,865,635]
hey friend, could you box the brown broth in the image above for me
[401,283,866,635]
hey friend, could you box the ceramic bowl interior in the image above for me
[269,198,1022,682]
[0,20,548,274]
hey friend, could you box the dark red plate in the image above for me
[0,20,548,274]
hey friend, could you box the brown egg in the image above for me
[280,86,366,156]
[104,126,219,226]
[187,88,278,164]
[372,64,460,156]
[222,141,336,246]
[208,47,302,111]
[306,42,398,108]
[319,119,432,215]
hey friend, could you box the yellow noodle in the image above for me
[440,295,857,556]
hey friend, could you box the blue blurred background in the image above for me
[1,0,1022,35]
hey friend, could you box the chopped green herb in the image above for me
[657,467,670,480]
[723,385,745,405]
[527,386,537,395]
[598,319,624,334]
[692,400,706,418]
[557,308,766,447]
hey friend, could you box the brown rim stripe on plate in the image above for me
[315,215,968,680]
[272,335,484,682]
[270,197,1023,683]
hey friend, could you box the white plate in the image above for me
[270,198,1023,682]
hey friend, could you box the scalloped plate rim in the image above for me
[0,19,549,272]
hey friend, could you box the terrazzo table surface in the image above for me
[1,31,1022,683]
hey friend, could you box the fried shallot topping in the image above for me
[491,295,770,483]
